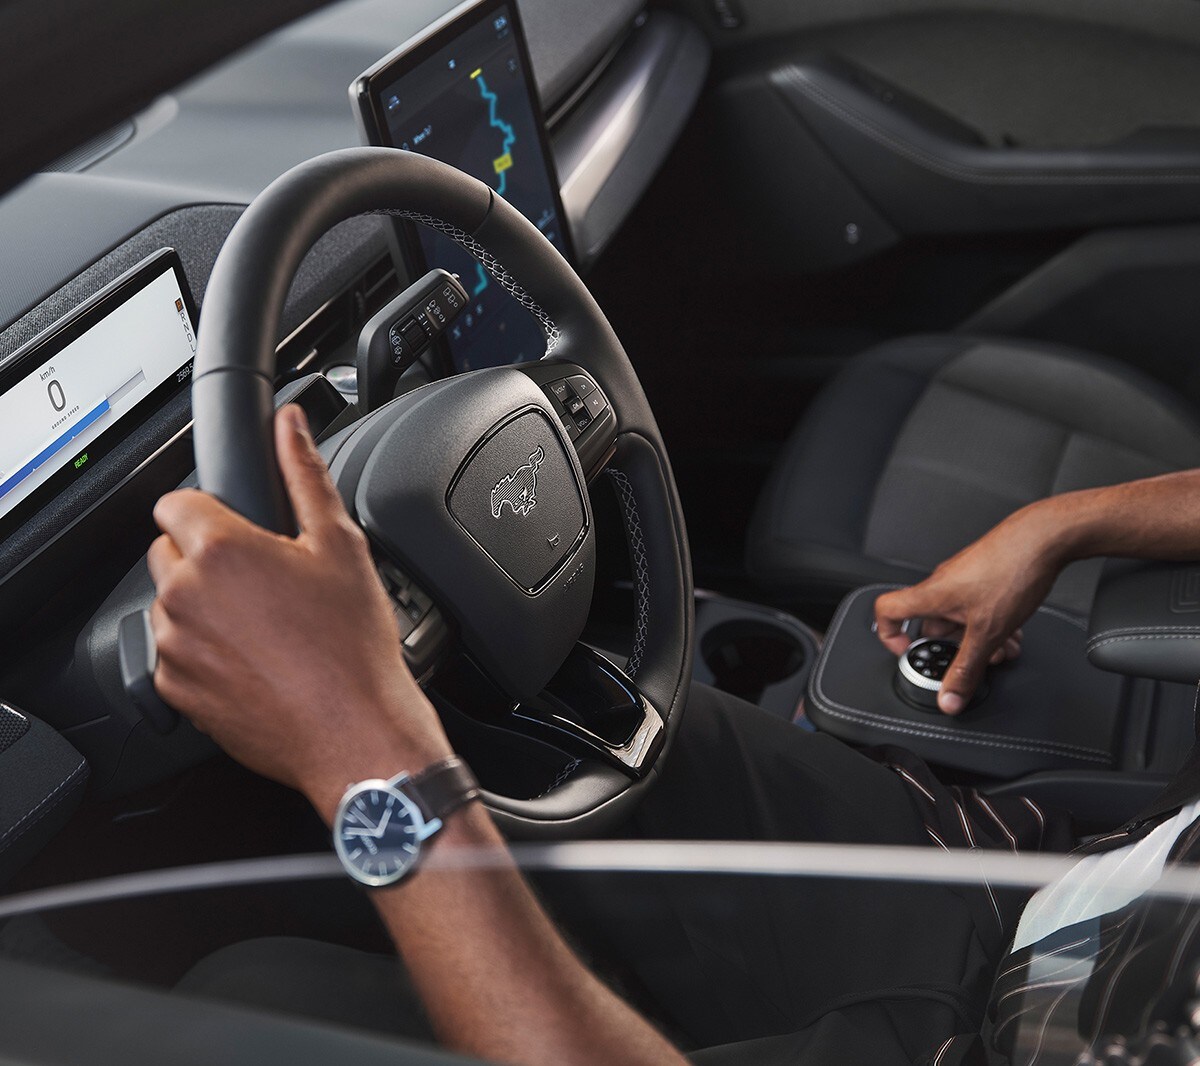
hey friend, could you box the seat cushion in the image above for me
[176,936,432,1040]
[747,335,1200,615]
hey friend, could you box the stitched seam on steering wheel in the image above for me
[536,757,582,798]
[606,468,649,680]
[810,586,1111,764]
[379,209,561,353]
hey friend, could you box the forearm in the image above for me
[311,779,683,1066]
[375,806,683,1065]
[1012,469,1200,569]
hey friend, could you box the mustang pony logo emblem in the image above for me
[490,446,545,518]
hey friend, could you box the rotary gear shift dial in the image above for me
[895,637,987,712]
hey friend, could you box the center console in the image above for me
[806,585,1197,789]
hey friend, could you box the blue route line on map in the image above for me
[473,263,489,297]
[473,74,515,197]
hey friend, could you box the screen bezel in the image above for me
[0,247,198,543]
[351,0,575,370]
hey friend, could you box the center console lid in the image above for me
[808,586,1137,778]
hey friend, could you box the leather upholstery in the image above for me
[748,335,1200,614]
[1088,559,1200,684]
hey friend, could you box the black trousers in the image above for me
[179,684,1072,1064]
[544,684,1072,1064]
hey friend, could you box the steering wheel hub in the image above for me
[447,409,587,594]
[335,368,594,702]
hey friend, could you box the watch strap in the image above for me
[406,755,480,823]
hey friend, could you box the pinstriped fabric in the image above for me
[981,810,1200,1064]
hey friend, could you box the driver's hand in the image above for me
[148,405,453,822]
[873,507,1064,715]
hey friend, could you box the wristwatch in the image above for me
[333,754,480,887]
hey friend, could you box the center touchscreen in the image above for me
[354,0,573,372]
[0,249,197,537]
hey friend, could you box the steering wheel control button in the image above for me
[895,637,987,712]
[583,390,608,417]
[540,373,610,444]
[448,411,587,594]
[566,374,595,398]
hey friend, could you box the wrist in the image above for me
[302,716,455,827]
[1041,487,1122,567]
[1007,494,1089,571]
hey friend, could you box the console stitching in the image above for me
[1088,633,1200,652]
[810,587,1110,763]
[1089,626,1200,640]
[375,209,561,353]
[606,468,649,680]
[776,66,1200,186]
[0,759,88,850]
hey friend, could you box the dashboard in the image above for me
[0,252,196,541]
[0,0,708,802]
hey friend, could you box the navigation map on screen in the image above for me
[372,3,569,370]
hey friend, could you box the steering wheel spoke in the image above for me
[509,645,664,779]
[376,559,453,683]
[518,362,618,482]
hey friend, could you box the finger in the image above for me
[875,588,930,655]
[154,488,242,557]
[921,618,960,640]
[146,534,183,588]
[274,405,348,536]
[988,636,1023,665]
[939,627,994,715]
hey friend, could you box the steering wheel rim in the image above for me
[192,147,693,837]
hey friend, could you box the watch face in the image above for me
[334,780,425,887]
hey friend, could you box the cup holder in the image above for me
[694,605,818,721]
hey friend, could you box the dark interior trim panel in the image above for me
[772,54,1200,235]
[554,11,710,266]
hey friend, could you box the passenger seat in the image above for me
[746,335,1200,615]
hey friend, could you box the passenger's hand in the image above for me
[148,405,453,822]
[874,506,1065,715]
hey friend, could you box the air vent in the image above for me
[43,121,136,174]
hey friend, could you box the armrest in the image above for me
[0,702,88,886]
[1087,559,1200,684]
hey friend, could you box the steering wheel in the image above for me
[190,147,693,837]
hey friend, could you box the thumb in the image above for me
[274,405,348,534]
[938,626,992,716]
